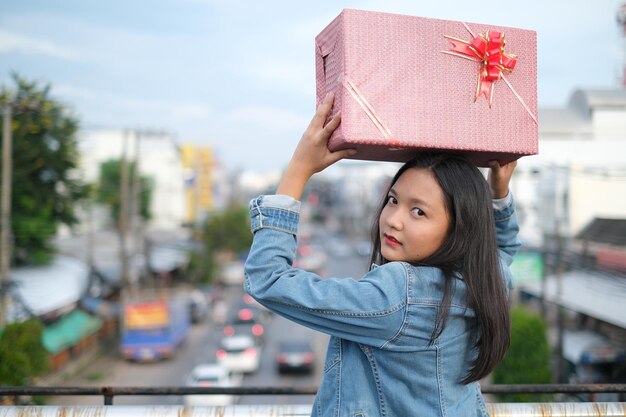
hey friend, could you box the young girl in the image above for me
[244,92,520,417]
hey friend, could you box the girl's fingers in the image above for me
[328,148,357,164]
[310,92,335,127]
[322,112,341,137]
[488,159,517,198]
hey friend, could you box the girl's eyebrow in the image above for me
[389,187,433,210]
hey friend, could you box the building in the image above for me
[77,129,186,232]
[514,89,626,245]
[6,255,104,371]
[180,144,217,225]
[512,88,626,389]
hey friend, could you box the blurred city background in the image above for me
[0,0,625,408]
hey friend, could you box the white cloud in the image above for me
[54,83,212,130]
[0,29,82,61]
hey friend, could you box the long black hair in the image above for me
[369,152,510,384]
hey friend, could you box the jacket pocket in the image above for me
[323,336,342,373]
[315,338,342,417]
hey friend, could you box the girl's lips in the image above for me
[384,234,401,247]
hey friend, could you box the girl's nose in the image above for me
[385,209,403,230]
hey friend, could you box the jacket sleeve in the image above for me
[244,195,408,348]
[493,193,521,289]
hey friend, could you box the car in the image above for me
[241,293,272,320]
[183,363,242,406]
[276,340,316,374]
[216,335,261,374]
[187,290,209,324]
[222,301,267,345]
[229,299,270,326]
[222,319,265,346]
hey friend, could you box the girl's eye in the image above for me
[411,207,425,217]
[386,195,397,205]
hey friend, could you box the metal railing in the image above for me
[0,384,626,417]
[3,383,626,404]
[0,384,625,416]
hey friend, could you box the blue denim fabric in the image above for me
[244,194,520,417]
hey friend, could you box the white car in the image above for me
[183,363,242,406]
[216,335,261,374]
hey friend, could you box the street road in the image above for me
[47,240,370,406]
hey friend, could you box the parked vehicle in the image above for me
[563,330,626,402]
[120,298,190,361]
[276,340,316,374]
[183,363,242,406]
[216,335,261,374]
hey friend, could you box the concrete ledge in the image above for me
[1,404,626,417]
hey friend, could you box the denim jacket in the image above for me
[244,194,520,417]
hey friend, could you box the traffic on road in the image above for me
[47,233,370,406]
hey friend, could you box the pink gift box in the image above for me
[315,9,538,166]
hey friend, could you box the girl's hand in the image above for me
[488,160,517,199]
[277,92,356,200]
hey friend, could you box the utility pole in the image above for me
[555,220,565,383]
[86,200,95,272]
[617,3,626,87]
[119,130,131,304]
[130,130,147,284]
[0,101,12,327]
[129,128,171,287]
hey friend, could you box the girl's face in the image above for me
[379,167,451,263]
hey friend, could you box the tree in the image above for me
[189,205,252,284]
[204,205,252,255]
[0,319,48,386]
[492,305,553,402]
[0,74,89,265]
[96,159,153,226]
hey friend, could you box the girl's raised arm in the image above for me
[489,160,521,263]
[487,159,517,199]
[276,92,355,200]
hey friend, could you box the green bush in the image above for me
[492,305,553,402]
[0,319,49,386]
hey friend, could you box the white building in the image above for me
[77,129,186,232]
[514,88,626,246]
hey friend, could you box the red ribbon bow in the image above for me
[444,30,517,106]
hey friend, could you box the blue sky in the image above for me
[0,0,623,173]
